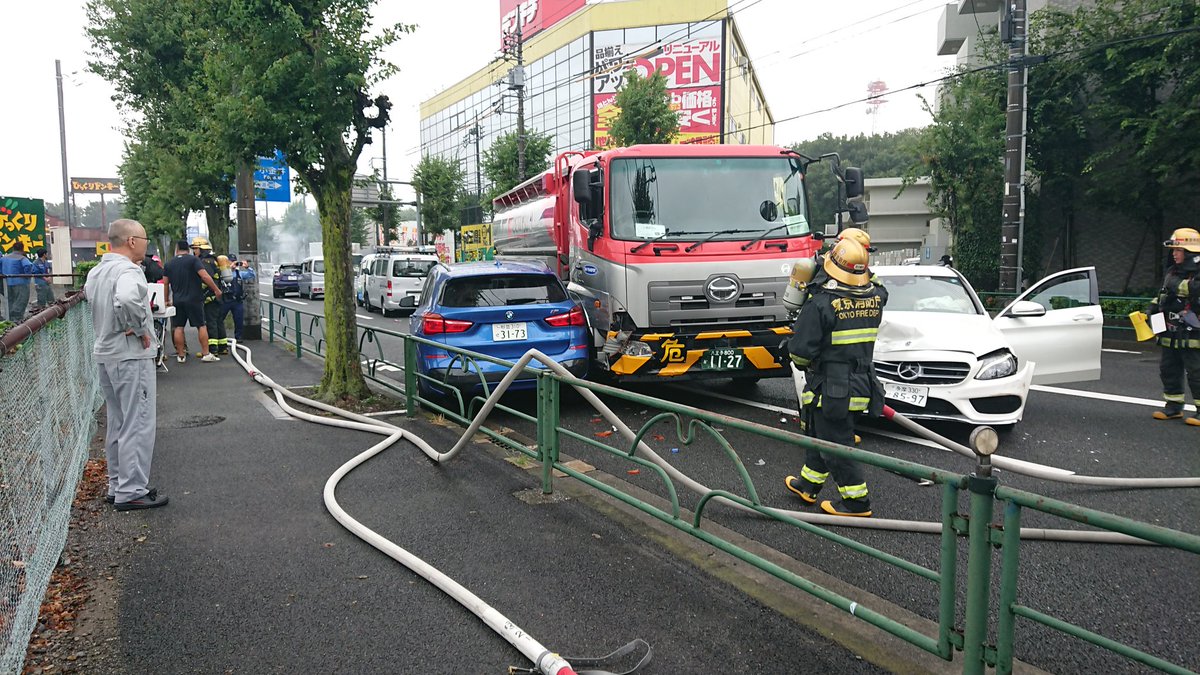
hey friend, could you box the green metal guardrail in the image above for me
[258,299,1199,674]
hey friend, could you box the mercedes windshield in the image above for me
[609,157,809,243]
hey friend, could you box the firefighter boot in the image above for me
[784,475,821,504]
[1187,412,1200,427]
[820,499,873,518]
[1153,402,1184,420]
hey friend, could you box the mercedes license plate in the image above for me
[492,322,528,342]
[701,348,744,371]
[885,383,928,408]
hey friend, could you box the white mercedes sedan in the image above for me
[870,265,1102,428]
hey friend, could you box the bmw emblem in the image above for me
[505,310,514,320]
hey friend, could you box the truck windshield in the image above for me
[609,157,808,242]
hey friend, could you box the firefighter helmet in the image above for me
[837,227,876,253]
[190,236,212,251]
[1164,228,1200,253]
[824,238,871,287]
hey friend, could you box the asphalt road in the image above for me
[262,289,1200,673]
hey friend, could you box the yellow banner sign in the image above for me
[96,242,110,256]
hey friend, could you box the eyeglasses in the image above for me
[129,236,150,243]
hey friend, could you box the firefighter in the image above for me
[1149,227,1200,426]
[191,237,229,356]
[784,237,885,517]
[218,254,248,344]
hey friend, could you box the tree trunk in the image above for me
[313,157,370,402]
[205,203,232,254]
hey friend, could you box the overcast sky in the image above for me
[0,0,958,213]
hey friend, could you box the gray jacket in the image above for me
[85,253,156,363]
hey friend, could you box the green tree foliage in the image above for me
[908,63,1007,290]
[412,155,465,237]
[1030,0,1200,289]
[479,130,554,212]
[608,70,680,146]
[790,129,925,227]
[89,0,415,401]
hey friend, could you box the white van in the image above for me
[363,253,437,316]
[297,256,325,299]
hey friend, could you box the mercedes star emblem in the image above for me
[896,363,922,381]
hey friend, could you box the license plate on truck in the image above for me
[701,348,743,371]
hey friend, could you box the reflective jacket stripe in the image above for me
[801,393,872,411]
[830,328,878,345]
[791,354,811,367]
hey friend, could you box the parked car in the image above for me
[407,261,590,395]
[355,253,378,306]
[272,263,302,298]
[297,256,325,299]
[870,265,1102,428]
[364,252,438,316]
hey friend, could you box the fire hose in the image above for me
[228,340,651,675]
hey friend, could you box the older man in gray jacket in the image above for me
[85,219,168,510]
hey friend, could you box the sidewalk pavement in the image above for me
[89,337,892,674]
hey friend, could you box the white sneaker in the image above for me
[201,353,221,362]
[176,355,186,364]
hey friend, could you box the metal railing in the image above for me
[260,299,1200,673]
[0,292,100,673]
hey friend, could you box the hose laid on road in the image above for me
[413,349,1162,545]
[228,340,582,675]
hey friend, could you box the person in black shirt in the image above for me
[142,253,165,285]
[163,239,223,363]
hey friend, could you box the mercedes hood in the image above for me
[876,312,1010,357]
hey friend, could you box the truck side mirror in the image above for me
[843,167,865,199]
[848,201,869,225]
[573,170,592,204]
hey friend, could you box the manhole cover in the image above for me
[173,415,226,428]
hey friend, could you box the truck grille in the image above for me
[875,360,971,385]
[648,277,787,328]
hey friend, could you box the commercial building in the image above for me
[418,0,774,199]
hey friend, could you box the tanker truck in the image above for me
[491,144,866,384]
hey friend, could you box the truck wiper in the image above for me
[740,224,793,251]
[684,229,759,253]
[630,229,676,253]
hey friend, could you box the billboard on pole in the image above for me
[231,150,291,202]
[0,197,46,253]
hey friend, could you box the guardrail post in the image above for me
[403,336,417,418]
[267,301,274,343]
[962,448,998,674]
[938,481,960,659]
[536,373,556,494]
[294,309,302,358]
[994,500,1022,674]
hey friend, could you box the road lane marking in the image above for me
[1101,348,1140,354]
[357,314,373,321]
[255,391,295,421]
[281,299,307,307]
[1031,385,1196,412]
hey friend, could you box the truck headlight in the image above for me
[622,341,654,358]
[976,350,1017,380]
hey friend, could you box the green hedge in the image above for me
[71,260,100,289]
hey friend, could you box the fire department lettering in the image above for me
[831,296,882,320]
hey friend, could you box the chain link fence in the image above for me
[0,293,100,673]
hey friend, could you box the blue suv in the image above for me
[404,261,590,394]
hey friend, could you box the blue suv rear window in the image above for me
[442,275,566,307]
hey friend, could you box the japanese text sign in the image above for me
[0,197,46,254]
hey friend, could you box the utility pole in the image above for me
[55,60,72,228]
[999,0,1029,293]
[503,7,527,180]
[470,124,483,206]
[381,124,389,247]
[236,164,262,340]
